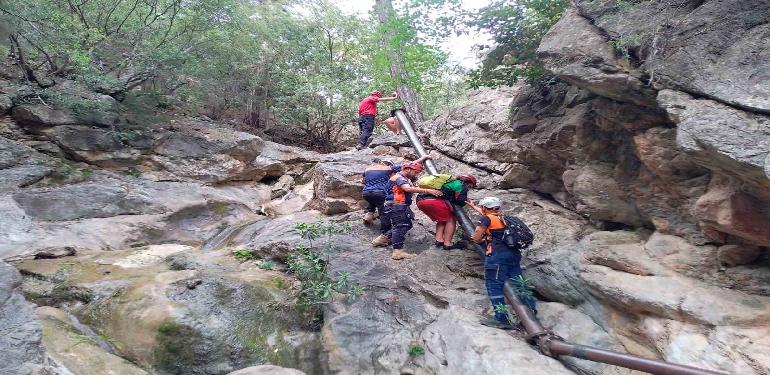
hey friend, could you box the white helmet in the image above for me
[478,196,502,209]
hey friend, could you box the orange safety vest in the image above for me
[483,213,506,255]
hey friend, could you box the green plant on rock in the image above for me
[232,248,255,262]
[259,260,274,270]
[287,221,364,321]
[511,275,534,301]
[79,168,93,179]
[493,303,518,325]
[610,33,642,60]
[407,342,426,357]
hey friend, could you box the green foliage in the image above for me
[287,221,363,321]
[610,33,642,60]
[511,275,534,300]
[1,0,239,89]
[259,260,275,270]
[493,303,517,324]
[407,342,426,357]
[467,0,569,88]
[79,168,93,179]
[232,248,255,262]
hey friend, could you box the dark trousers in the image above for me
[357,114,375,147]
[363,191,388,234]
[384,204,413,249]
[485,246,537,323]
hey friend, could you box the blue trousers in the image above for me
[363,191,388,234]
[357,115,375,147]
[485,246,537,323]
[384,204,413,249]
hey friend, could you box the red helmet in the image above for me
[457,175,477,187]
[371,90,382,97]
[402,162,423,173]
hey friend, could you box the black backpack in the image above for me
[501,215,534,251]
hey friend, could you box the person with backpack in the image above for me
[371,162,443,260]
[415,175,478,250]
[468,196,537,330]
[362,155,432,229]
[356,90,399,150]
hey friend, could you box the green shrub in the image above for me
[287,221,364,321]
[408,342,425,357]
[232,248,255,262]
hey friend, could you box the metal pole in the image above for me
[394,109,438,174]
[393,108,728,375]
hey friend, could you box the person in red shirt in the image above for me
[357,90,399,149]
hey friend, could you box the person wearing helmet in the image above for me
[362,155,432,233]
[415,175,477,251]
[371,162,443,260]
[468,196,537,330]
[357,90,399,150]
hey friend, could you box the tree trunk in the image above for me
[374,0,425,123]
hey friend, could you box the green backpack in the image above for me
[416,174,454,189]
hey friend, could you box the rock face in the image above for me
[526,231,770,374]
[574,0,770,114]
[313,189,590,375]
[0,261,61,375]
[14,245,321,375]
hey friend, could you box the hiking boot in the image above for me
[355,144,365,150]
[363,212,376,225]
[433,241,443,248]
[371,234,390,247]
[391,249,416,260]
[479,317,513,330]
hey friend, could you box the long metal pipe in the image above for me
[393,108,728,375]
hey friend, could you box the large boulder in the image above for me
[575,0,770,113]
[12,105,78,129]
[14,246,321,375]
[692,175,770,246]
[537,8,657,108]
[526,231,770,374]
[0,171,268,258]
[251,141,320,182]
[309,152,375,214]
[36,306,149,375]
[0,261,61,375]
[12,181,160,221]
[658,89,770,189]
[422,87,519,173]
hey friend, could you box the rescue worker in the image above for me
[362,155,432,230]
[357,90,399,149]
[415,175,477,250]
[468,196,537,330]
[371,162,443,260]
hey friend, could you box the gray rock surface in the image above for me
[0,261,57,375]
[537,8,657,108]
[526,231,769,374]
[575,0,770,113]
[658,89,770,188]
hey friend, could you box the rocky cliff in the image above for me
[419,1,770,373]
[1,1,768,374]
